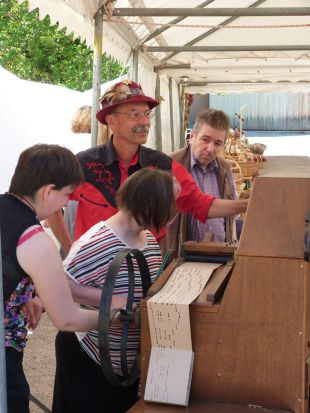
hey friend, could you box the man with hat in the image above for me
[47,79,248,255]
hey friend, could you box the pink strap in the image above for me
[17,227,44,247]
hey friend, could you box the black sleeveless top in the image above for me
[0,194,39,303]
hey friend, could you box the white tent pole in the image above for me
[132,50,139,82]
[177,83,181,149]
[155,73,162,151]
[91,8,103,147]
[178,83,185,149]
[0,227,8,413]
[168,77,175,152]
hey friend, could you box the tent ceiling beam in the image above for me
[159,0,267,64]
[142,45,310,52]
[113,7,310,17]
[128,0,168,47]
[110,18,140,47]
[19,0,310,96]
[156,64,191,70]
[140,0,216,45]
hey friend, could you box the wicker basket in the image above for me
[226,158,246,195]
[226,158,241,173]
[252,154,264,168]
[235,179,246,195]
[238,161,259,177]
[239,188,252,199]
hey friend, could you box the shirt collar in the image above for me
[106,136,144,167]
[190,149,219,172]
[137,145,149,167]
[105,137,118,165]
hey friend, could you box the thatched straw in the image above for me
[249,143,267,155]
[71,104,111,145]
[71,105,91,133]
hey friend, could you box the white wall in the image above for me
[0,66,91,193]
[0,66,183,195]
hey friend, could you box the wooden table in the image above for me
[128,399,292,413]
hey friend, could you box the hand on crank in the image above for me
[110,295,139,327]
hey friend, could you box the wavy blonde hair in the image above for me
[71,105,91,133]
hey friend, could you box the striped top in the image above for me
[64,221,161,375]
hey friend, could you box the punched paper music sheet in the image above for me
[145,262,220,406]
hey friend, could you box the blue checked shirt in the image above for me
[187,152,237,242]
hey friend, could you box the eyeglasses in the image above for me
[112,110,154,121]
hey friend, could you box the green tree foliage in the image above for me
[0,0,126,91]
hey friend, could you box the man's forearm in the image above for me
[46,210,73,255]
[208,198,248,219]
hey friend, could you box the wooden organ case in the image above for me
[129,176,310,413]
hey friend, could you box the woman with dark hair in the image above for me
[0,144,99,413]
[52,168,176,413]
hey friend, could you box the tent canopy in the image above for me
[18,0,310,94]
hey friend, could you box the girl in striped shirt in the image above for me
[52,168,177,413]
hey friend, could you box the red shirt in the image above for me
[71,139,215,241]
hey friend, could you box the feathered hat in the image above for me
[96,79,159,125]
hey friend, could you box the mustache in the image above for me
[132,125,150,133]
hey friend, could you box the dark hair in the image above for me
[116,169,175,233]
[193,109,230,134]
[9,144,84,196]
